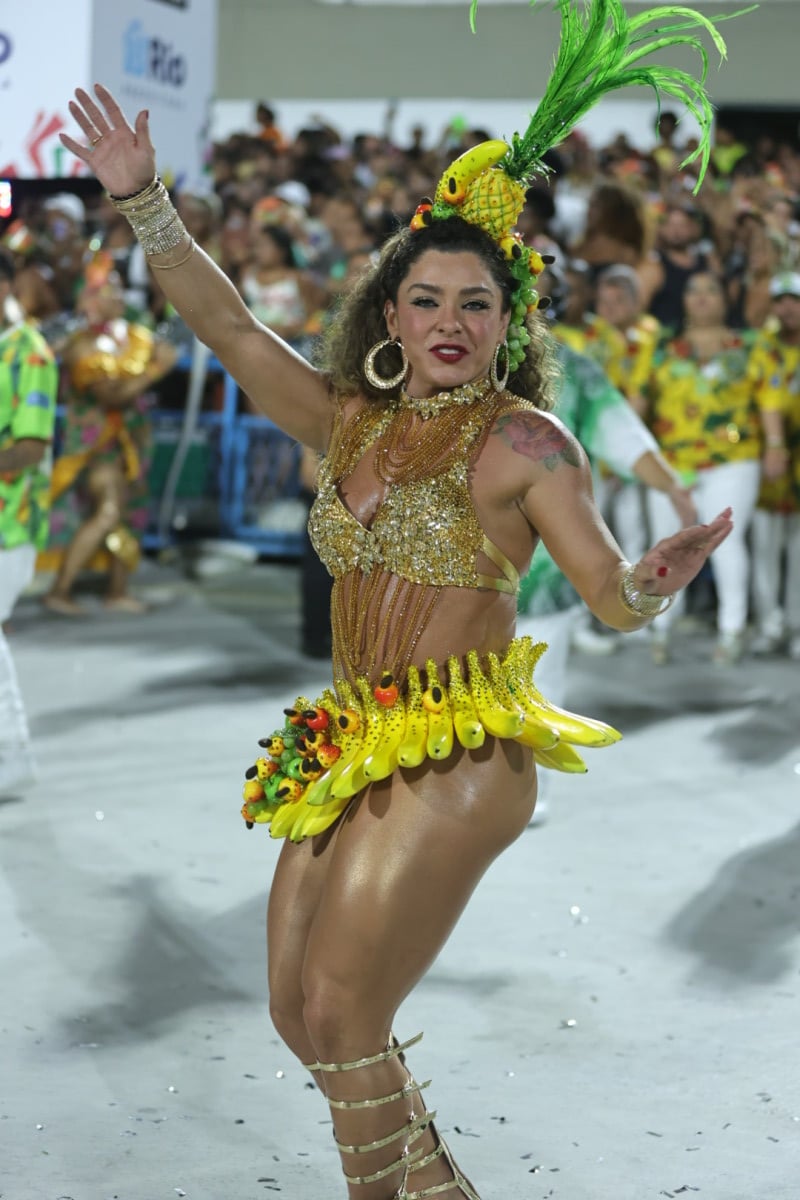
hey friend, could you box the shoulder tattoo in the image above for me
[491,412,581,471]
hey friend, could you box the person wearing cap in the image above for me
[0,249,58,796]
[41,192,89,312]
[550,259,627,373]
[747,271,800,658]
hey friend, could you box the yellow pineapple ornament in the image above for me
[408,0,753,374]
[459,170,526,241]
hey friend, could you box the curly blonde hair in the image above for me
[315,217,557,411]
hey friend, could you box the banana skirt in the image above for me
[240,636,621,844]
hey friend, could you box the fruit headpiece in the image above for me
[410,0,750,372]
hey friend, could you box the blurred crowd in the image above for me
[1,105,800,664]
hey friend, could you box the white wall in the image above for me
[217,0,799,107]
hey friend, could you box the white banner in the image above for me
[0,2,93,179]
[0,0,216,189]
[91,0,217,191]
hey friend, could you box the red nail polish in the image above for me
[657,566,668,577]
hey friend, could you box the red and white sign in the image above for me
[0,0,216,188]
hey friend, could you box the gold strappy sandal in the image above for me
[305,1033,481,1200]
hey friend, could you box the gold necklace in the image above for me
[399,375,493,419]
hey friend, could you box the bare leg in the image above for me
[45,462,127,610]
[105,557,146,612]
[268,738,537,1199]
[267,823,340,1066]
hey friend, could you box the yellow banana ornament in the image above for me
[303,685,364,806]
[331,679,386,798]
[485,651,559,752]
[361,681,406,781]
[434,139,510,206]
[504,639,621,748]
[446,655,485,750]
[466,649,524,739]
[398,665,429,769]
[241,638,622,841]
[423,659,454,761]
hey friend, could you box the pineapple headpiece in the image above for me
[409,0,753,372]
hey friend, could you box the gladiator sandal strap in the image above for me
[304,1031,423,1074]
[343,1134,429,1186]
[401,1130,482,1200]
[338,1110,435,1159]
[304,1032,444,1193]
[328,1078,432,1110]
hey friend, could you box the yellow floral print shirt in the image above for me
[749,325,800,513]
[605,315,662,400]
[552,315,627,377]
[647,333,761,480]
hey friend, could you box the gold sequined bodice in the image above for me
[309,387,526,590]
[309,383,535,684]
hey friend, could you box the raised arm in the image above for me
[512,412,732,629]
[61,85,333,451]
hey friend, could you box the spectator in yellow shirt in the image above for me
[644,272,764,665]
[748,272,800,659]
[595,264,662,563]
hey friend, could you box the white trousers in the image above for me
[750,508,800,637]
[594,475,650,564]
[646,459,761,636]
[0,544,36,758]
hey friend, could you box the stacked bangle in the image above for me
[765,436,787,449]
[618,565,674,619]
[109,176,189,258]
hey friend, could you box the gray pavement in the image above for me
[2,558,799,1200]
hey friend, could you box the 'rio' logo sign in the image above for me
[123,20,186,87]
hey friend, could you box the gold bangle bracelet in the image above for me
[109,176,161,210]
[108,177,188,256]
[148,239,196,270]
[618,565,674,619]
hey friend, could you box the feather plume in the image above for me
[469,0,755,190]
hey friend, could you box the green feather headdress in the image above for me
[469,0,751,188]
[406,0,753,373]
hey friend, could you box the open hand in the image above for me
[632,507,734,596]
[60,84,155,197]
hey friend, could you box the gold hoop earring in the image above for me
[363,337,408,390]
[490,340,510,392]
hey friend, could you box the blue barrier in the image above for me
[57,350,306,560]
[148,353,305,556]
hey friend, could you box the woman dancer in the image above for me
[62,2,740,1194]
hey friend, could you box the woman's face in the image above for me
[384,249,510,397]
[596,281,639,330]
[683,272,725,326]
[250,228,286,269]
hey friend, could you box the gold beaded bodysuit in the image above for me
[309,378,524,686]
[241,379,621,842]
